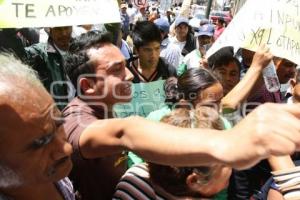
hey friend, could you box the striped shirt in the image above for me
[55,177,76,200]
[113,163,167,200]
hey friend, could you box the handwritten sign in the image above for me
[207,0,300,65]
[113,80,166,118]
[0,0,121,28]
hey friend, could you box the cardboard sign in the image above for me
[113,80,166,118]
[207,0,300,65]
[0,0,121,28]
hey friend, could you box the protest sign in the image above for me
[113,80,166,118]
[207,0,300,65]
[0,0,121,28]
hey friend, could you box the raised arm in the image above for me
[78,103,300,169]
[221,45,272,110]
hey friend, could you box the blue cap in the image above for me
[175,17,189,27]
[200,18,209,26]
[154,18,170,33]
[195,24,214,37]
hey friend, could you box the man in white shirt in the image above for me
[178,23,215,75]
[134,6,148,24]
[161,17,196,68]
[127,3,137,31]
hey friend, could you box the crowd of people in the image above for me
[0,1,300,200]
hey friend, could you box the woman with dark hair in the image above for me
[148,68,225,124]
[214,17,226,40]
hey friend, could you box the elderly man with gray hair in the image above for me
[0,54,74,200]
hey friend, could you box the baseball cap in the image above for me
[195,24,214,37]
[154,18,170,33]
[175,17,189,27]
[200,18,209,26]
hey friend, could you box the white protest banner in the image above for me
[0,0,121,28]
[113,80,166,118]
[207,0,300,65]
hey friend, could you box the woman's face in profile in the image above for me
[193,82,224,111]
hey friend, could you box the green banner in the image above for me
[113,80,166,118]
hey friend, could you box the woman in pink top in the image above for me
[214,17,226,40]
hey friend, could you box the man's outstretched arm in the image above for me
[79,103,300,169]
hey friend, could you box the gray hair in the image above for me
[0,54,41,188]
[0,53,44,103]
[0,53,43,88]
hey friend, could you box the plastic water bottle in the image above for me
[262,60,280,93]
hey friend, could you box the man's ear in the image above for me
[186,172,215,198]
[290,78,296,88]
[79,78,95,95]
[290,78,297,96]
[186,172,202,192]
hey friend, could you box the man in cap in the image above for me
[161,17,196,68]
[178,23,215,75]
[120,3,130,40]
[154,17,175,65]
[154,18,170,40]
[154,17,170,50]
[171,17,196,56]
[134,6,148,24]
